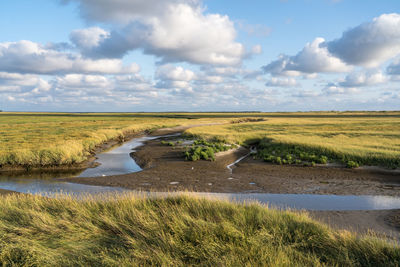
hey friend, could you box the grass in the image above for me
[0,193,399,266]
[2,112,400,169]
[0,113,230,168]
[185,115,400,168]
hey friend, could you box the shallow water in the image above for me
[0,135,176,195]
[78,135,163,177]
[1,134,400,210]
[180,192,400,211]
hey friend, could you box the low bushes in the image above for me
[256,138,360,168]
[184,139,237,161]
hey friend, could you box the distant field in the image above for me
[0,193,398,266]
[1,112,399,169]
[0,113,229,168]
[186,114,400,168]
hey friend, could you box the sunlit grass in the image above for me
[186,116,400,168]
[2,112,399,168]
[0,113,230,167]
[0,192,398,266]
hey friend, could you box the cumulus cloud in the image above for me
[0,72,50,93]
[263,38,351,76]
[322,84,359,95]
[64,0,245,65]
[265,77,298,87]
[327,13,400,67]
[339,70,387,87]
[263,13,400,77]
[0,40,140,75]
[291,90,319,98]
[155,64,195,90]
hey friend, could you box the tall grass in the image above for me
[0,193,398,266]
[0,113,230,168]
[186,116,400,168]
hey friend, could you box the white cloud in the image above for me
[263,13,400,77]
[0,72,50,93]
[265,77,298,87]
[291,90,319,98]
[156,64,195,82]
[263,38,351,76]
[322,84,359,95]
[339,70,387,87]
[64,0,245,65]
[327,13,400,67]
[0,40,140,75]
[55,74,111,89]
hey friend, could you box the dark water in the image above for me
[1,134,400,210]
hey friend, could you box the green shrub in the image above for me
[185,139,234,161]
[346,161,359,168]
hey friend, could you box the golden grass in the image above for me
[1,112,399,168]
[185,116,400,168]
[0,113,230,167]
[0,192,398,266]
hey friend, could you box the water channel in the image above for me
[1,134,400,211]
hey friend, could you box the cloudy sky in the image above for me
[1,0,399,111]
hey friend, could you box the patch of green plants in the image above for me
[346,160,360,168]
[0,193,399,266]
[161,140,175,146]
[184,139,237,161]
[257,138,332,166]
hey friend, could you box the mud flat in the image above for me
[65,135,400,196]
[59,134,400,240]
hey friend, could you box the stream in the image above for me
[1,135,400,211]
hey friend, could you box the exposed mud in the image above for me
[65,134,400,196]
[62,134,400,240]
[309,209,400,241]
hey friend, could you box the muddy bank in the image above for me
[0,124,192,173]
[65,135,400,196]
[0,188,19,195]
[309,209,400,241]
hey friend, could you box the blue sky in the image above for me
[0,0,399,111]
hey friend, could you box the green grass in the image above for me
[0,113,230,168]
[185,115,400,168]
[0,193,398,266]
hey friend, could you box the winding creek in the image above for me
[1,134,400,211]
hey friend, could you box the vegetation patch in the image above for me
[0,193,398,266]
[184,139,237,161]
[186,115,400,169]
[256,138,361,168]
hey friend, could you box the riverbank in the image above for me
[62,134,400,240]
[65,134,400,196]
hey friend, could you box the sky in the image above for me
[0,0,399,112]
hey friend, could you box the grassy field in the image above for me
[185,115,400,168]
[1,112,399,169]
[0,193,398,266]
[0,113,230,168]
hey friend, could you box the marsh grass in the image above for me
[0,192,399,266]
[186,116,400,168]
[0,113,230,168]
